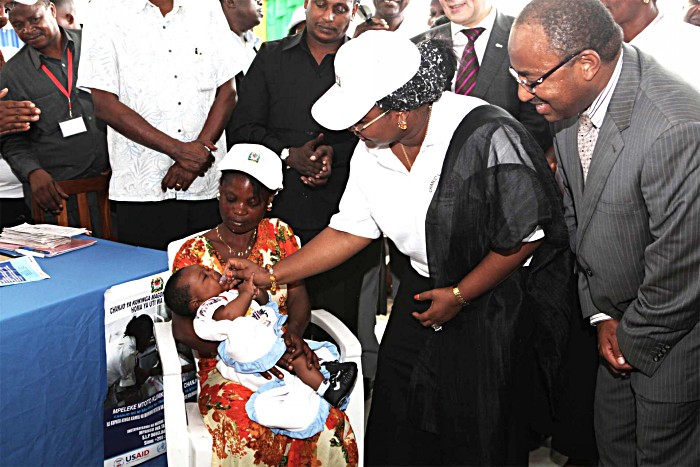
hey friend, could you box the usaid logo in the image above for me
[125,449,150,463]
[113,458,125,467]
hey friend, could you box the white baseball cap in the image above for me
[8,0,39,4]
[217,144,283,192]
[312,30,421,131]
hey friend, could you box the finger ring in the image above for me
[432,324,443,332]
[175,183,182,188]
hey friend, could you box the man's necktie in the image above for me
[455,27,485,96]
[577,113,599,181]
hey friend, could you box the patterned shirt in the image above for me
[172,218,300,313]
[77,0,242,201]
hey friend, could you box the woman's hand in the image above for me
[281,331,320,371]
[221,258,268,287]
[412,287,463,329]
[258,332,319,380]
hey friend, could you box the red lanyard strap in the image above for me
[41,48,74,117]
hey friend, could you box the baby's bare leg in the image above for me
[290,354,324,390]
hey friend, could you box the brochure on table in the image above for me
[0,255,50,286]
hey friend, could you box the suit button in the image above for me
[665,344,671,349]
[653,357,659,362]
[585,268,593,276]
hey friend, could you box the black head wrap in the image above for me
[377,39,457,112]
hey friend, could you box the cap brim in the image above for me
[312,83,378,131]
[11,0,39,4]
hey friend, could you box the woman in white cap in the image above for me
[226,31,572,465]
[170,143,359,466]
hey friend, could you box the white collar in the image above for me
[449,6,496,38]
[135,0,186,16]
[583,48,624,128]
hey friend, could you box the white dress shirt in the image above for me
[448,6,498,92]
[77,0,242,201]
[232,30,261,76]
[330,92,542,277]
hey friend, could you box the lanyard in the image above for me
[41,48,74,118]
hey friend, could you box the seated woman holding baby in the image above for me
[169,144,358,466]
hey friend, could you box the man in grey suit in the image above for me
[509,0,700,465]
[412,0,551,150]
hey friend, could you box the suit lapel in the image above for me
[575,45,639,250]
[473,11,511,97]
[558,118,584,201]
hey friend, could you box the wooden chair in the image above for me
[32,173,114,240]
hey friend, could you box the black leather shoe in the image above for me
[322,361,358,407]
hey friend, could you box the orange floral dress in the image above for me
[172,218,358,467]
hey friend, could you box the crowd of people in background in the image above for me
[1,0,698,465]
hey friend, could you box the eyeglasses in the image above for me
[348,109,390,137]
[509,48,587,93]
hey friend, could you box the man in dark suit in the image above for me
[412,0,551,150]
[510,0,700,465]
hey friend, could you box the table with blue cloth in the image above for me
[0,238,168,466]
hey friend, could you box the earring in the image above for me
[643,0,649,3]
[398,120,408,131]
[216,193,220,200]
[267,202,273,212]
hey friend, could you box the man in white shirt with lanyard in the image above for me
[78,0,241,250]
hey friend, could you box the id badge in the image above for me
[59,116,87,137]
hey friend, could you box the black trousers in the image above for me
[115,199,220,250]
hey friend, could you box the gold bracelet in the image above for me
[452,286,469,307]
[267,266,278,294]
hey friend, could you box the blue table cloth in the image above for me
[0,238,168,466]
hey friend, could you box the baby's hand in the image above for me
[219,260,238,288]
[255,286,269,305]
[238,273,257,297]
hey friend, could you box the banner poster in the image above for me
[103,271,198,467]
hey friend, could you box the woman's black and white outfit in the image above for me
[329,92,572,465]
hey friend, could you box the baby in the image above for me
[164,264,358,438]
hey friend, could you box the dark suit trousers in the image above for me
[595,363,700,466]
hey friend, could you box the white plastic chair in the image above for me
[157,234,365,467]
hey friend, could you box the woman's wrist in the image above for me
[452,285,469,307]
[266,265,278,293]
